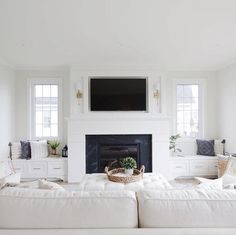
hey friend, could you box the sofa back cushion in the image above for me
[138,189,236,228]
[0,188,137,229]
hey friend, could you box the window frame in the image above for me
[28,78,63,140]
[173,79,205,138]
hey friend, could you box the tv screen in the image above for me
[90,78,147,111]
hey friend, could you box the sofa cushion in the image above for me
[138,189,236,228]
[196,139,215,156]
[0,187,137,229]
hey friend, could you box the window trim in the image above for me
[28,78,63,140]
[173,79,205,138]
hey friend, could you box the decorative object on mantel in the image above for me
[105,165,145,184]
[48,140,60,156]
[169,134,182,156]
[120,157,137,175]
[75,81,83,105]
[62,145,68,158]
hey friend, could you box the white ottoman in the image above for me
[78,173,172,192]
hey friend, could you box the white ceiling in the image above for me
[0,0,236,70]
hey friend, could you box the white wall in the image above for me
[14,68,70,146]
[217,63,236,153]
[166,71,218,139]
[0,66,15,159]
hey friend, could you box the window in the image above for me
[30,79,61,139]
[176,84,200,137]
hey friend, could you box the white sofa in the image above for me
[1,187,236,235]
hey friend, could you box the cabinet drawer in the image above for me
[208,160,218,174]
[28,162,47,176]
[171,161,188,175]
[189,161,208,174]
[48,162,65,176]
[13,161,26,175]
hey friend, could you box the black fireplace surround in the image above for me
[86,135,152,173]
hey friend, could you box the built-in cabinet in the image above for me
[170,156,218,178]
[12,158,68,181]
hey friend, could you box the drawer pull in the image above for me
[15,168,21,170]
[53,167,61,170]
[194,166,203,168]
[33,168,41,170]
[176,166,183,169]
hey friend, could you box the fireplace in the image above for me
[86,135,152,173]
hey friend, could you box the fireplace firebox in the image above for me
[86,135,152,173]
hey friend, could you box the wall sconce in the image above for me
[75,82,83,105]
[153,83,160,103]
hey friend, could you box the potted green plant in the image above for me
[169,134,182,155]
[120,157,137,175]
[48,140,61,155]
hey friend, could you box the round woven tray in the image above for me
[105,165,145,183]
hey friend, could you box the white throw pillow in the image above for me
[195,177,212,184]
[0,161,14,179]
[0,173,21,189]
[217,154,230,178]
[38,179,65,191]
[221,157,236,187]
[214,139,225,155]
[30,140,48,159]
[11,142,22,159]
[196,178,223,190]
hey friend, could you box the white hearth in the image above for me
[67,116,170,182]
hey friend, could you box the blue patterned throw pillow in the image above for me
[196,139,215,156]
[20,141,31,159]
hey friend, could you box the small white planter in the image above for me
[124,168,134,175]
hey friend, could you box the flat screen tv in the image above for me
[90,78,147,111]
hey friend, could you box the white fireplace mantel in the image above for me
[67,116,170,182]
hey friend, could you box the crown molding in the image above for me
[15,65,70,72]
